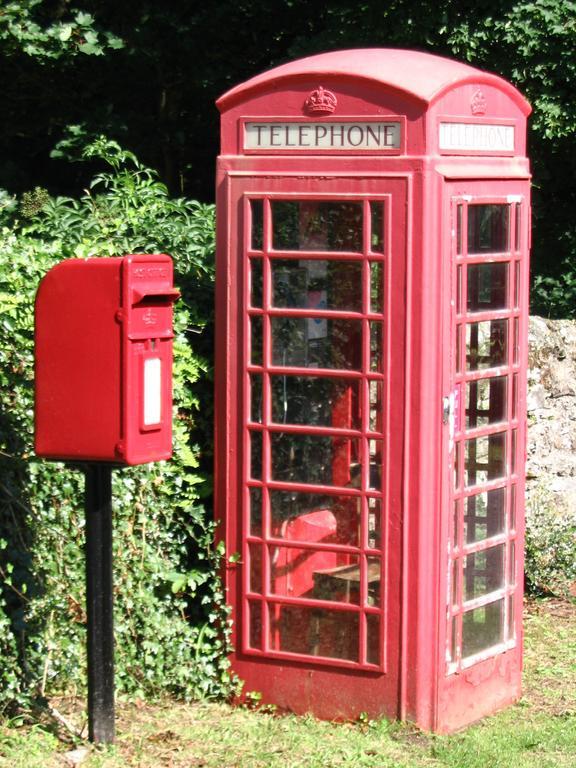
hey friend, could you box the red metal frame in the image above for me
[215,49,531,732]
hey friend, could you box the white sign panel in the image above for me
[244,121,401,151]
[439,122,515,152]
[143,357,162,426]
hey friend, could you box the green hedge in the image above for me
[0,139,234,714]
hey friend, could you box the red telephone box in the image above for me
[215,49,531,732]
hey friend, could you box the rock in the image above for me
[527,316,576,523]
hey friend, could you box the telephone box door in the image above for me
[222,174,407,717]
[439,178,529,727]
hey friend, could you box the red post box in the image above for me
[215,49,531,732]
[35,254,179,465]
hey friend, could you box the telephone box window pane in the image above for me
[464,544,505,601]
[509,541,516,585]
[467,205,510,254]
[453,499,460,548]
[514,262,521,308]
[271,375,361,429]
[515,203,521,251]
[370,202,384,253]
[272,201,363,252]
[366,557,382,607]
[466,376,507,429]
[508,595,516,640]
[510,484,517,531]
[249,487,263,537]
[271,433,361,488]
[368,440,383,490]
[250,316,263,366]
[370,262,384,313]
[250,259,263,308]
[248,601,263,650]
[271,317,362,370]
[369,380,384,433]
[466,319,508,370]
[271,604,359,661]
[269,492,360,547]
[456,204,463,255]
[251,199,264,251]
[248,543,262,594]
[465,432,506,487]
[270,547,360,604]
[250,375,262,423]
[464,488,506,544]
[250,431,262,480]
[272,259,362,312]
[462,599,505,658]
[366,614,381,665]
[467,263,508,313]
[367,497,382,550]
[370,322,383,372]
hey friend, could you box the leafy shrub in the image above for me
[525,484,576,598]
[0,138,233,714]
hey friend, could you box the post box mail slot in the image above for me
[35,254,179,465]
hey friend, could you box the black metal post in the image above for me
[84,464,115,744]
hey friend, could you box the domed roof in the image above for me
[217,48,531,115]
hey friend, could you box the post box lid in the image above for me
[217,48,531,116]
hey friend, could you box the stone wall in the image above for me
[527,316,576,519]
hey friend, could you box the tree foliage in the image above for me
[0,139,233,714]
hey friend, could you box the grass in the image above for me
[0,598,574,767]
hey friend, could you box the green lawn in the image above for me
[1,599,574,768]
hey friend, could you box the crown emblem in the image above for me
[143,308,157,326]
[304,86,337,115]
[471,89,487,115]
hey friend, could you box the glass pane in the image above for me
[456,324,462,372]
[456,265,463,315]
[510,484,517,531]
[465,431,506,486]
[370,322,383,372]
[366,557,382,607]
[271,317,362,370]
[509,541,516,585]
[515,203,521,251]
[272,200,363,252]
[453,499,460,548]
[250,316,263,366]
[507,595,515,640]
[456,204,463,255]
[250,375,262,423]
[272,259,362,312]
[250,259,263,307]
[367,497,382,549]
[368,440,383,489]
[514,261,521,308]
[250,431,262,479]
[366,613,381,665]
[466,319,508,370]
[251,199,263,251]
[454,442,461,490]
[370,262,383,313]
[464,487,506,543]
[369,380,384,433]
[513,318,520,364]
[269,491,360,547]
[271,375,360,429]
[464,544,505,601]
[249,543,262,594]
[271,549,360,604]
[467,263,508,313]
[271,433,361,488]
[449,618,457,663]
[462,599,504,658]
[249,487,262,537]
[370,202,384,253]
[466,376,507,429]
[248,601,262,649]
[271,604,359,661]
[467,205,510,254]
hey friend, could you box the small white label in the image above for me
[439,122,515,152]
[143,358,162,426]
[244,121,401,151]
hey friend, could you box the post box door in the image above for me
[225,174,407,705]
